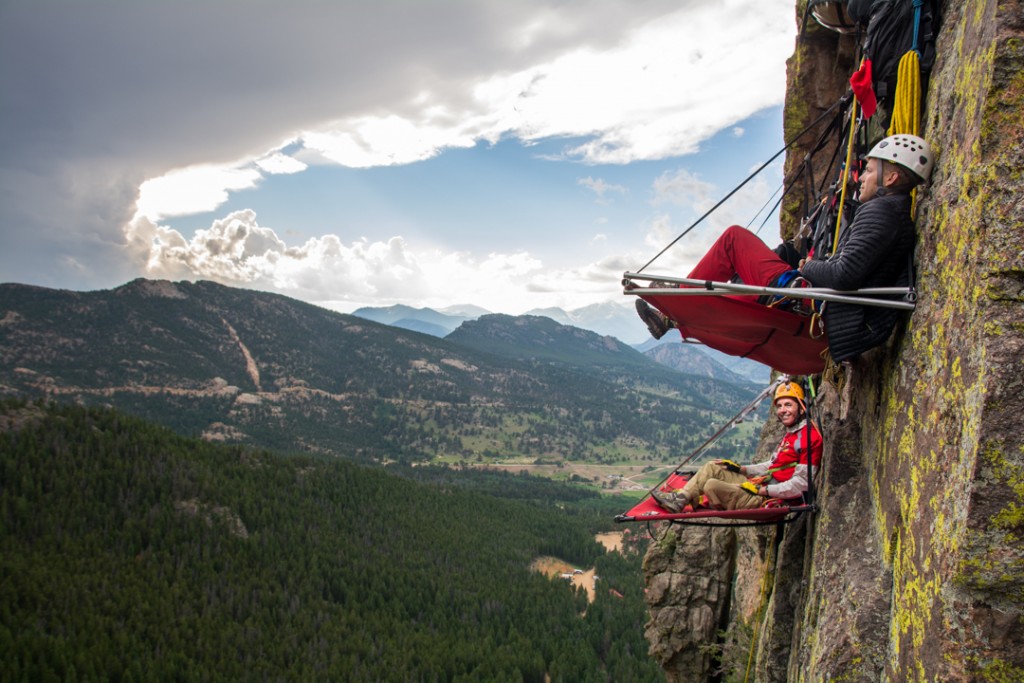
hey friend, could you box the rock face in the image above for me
[642,1,1024,681]
[642,527,738,682]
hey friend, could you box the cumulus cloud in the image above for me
[128,210,568,313]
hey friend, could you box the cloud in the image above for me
[135,165,263,221]
[126,206,683,314]
[1,0,796,301]
[638,164,785,278]
[132,1,792,220]
[468,1,794,165]
[256,152,307,175]
[578,176,628,201]
[129,210,557,312]
[652,169,717,209]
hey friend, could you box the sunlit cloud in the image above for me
[135,165,262,221]
[301,115,480,169]
[131,1,792,222]
[256,153,307,175]
[2,0,796,314]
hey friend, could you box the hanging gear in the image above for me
[888,48,922,136]
[860,0,938,129]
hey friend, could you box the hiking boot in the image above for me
[651,490,689,513]
[636,300,672,340]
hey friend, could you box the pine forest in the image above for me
[1,400,663,682]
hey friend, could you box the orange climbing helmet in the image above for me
[774,381,806,409]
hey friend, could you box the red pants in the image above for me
[688,225,791,286]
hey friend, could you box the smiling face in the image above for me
[775,397,803,428]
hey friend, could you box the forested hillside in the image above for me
[0,400,660,681]
[0,279,761,468]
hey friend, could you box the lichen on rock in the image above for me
[642,1,1024,680]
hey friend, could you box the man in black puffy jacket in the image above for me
[798,134,933,361]
[635,134,934,363]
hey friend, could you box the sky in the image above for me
[0,0,798,316]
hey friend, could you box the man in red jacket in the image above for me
[651,381,823,512]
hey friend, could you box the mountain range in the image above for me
[351,300,639,342]
[352,302,770,383]
[0,279,762,465]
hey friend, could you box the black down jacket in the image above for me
[800,192,915,362]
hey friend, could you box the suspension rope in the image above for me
[746,182,784,231]
[754,189,789,236]
[636,95,848,274]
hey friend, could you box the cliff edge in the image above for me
[642,1,1024,681]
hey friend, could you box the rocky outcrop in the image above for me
[643,1,1024,680]
[642,526,738,681]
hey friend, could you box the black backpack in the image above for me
[856,0,939,127]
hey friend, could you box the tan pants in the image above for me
[678,461,764,511]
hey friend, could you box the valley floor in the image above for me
[530,531,626,603]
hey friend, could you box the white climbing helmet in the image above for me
[866,134,934,184]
